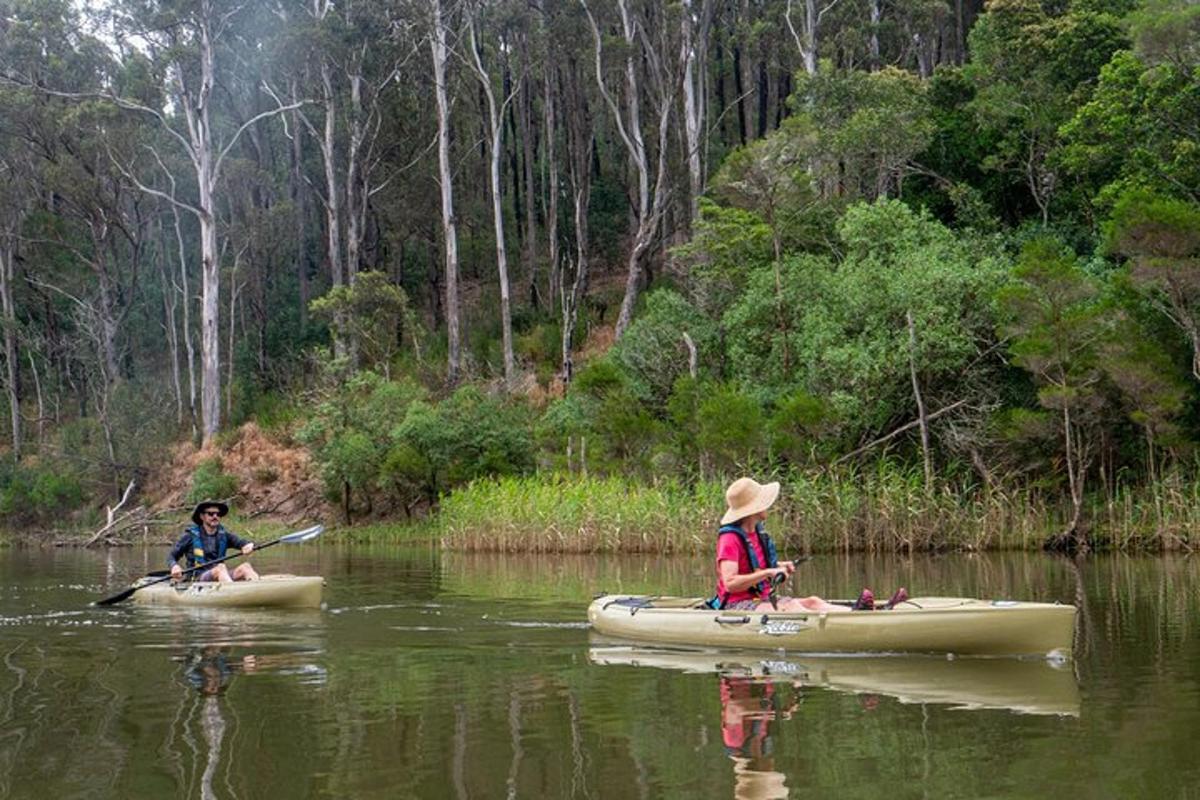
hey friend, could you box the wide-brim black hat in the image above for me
[191,500,229,526]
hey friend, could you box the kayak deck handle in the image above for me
[714,615,751,625]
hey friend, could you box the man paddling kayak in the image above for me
[168,501,259,583]
[712,477,905,613]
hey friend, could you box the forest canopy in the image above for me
[0,0,1198,549]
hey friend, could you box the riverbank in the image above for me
[9,467,1198,554]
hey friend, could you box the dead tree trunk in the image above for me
[906,310,932,493]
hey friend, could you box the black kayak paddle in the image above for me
[94,523,324,607]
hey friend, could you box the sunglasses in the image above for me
[202,510,222,517]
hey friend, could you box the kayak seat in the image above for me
[603,596,656,614]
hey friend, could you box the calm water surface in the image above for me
[0,545,1198,799]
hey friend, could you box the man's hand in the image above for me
[242,543,254,556]
[170,564,183,581]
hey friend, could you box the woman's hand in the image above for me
[777,560,796,575]
[170,564,183,580]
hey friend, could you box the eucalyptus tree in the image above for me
[556,37,594,384]
[679,0,714,226]
[464,0,521,384]
[785,0,845,76]
[35,0,307,444]
[429,0,462,383]
[0,155,28,459]
[581,0,678,339]
[0,0,154,462]
[280,0,419,361]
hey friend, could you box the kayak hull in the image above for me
[132,575,324,609]
[588,595,1076,658]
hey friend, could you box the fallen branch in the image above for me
[85,479,137,546]
[833,400,970,465]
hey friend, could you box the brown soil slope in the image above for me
[148,423,327,526]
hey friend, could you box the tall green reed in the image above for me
[434,467,1198,554]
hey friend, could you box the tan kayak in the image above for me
[587,643,1080,716]
[131,574,324,609]
[588,595,1076,658]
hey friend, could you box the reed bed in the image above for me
[436,467,1199,554]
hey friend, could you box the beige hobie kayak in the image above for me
[132,574,324,609]
[588,595,1076,658]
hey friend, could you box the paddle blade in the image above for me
[280,524,324,544]
[95,585,139,607]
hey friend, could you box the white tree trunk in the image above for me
[432,0,461,383]
[0,236,20,459]
[170,203,198,438]
[157,222,184,424]
[346,69,364,285]
[320,62,345,291]
[681,0,707,225]
[468,17,516,385]
[869,0,881,69]
[544,70,560,309]
[193,12,222,445]
[583,0,673,339]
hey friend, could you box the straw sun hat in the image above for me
[720,477,780,525]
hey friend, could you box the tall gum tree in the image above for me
[581,0,676,340]
[465,2,518,384]
[429,0,462,384]
[46,0,308,444]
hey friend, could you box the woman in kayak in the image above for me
[168,500,259,583]
[714,477,905,612]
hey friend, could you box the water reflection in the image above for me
[181,648,237,800]
[6,547,1200,798]
[589,643,1081,716]
[720,675,797,799]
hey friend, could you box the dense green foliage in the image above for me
[0,0,1198,550]
[186,457,239,505]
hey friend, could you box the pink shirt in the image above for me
[715,527,768,605]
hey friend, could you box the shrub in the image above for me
[608,289,718,408]
[188,458,239,503]
[0,461,86,527]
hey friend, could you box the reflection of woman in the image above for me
[720,676,796,800]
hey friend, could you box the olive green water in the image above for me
[1,545,1198,799]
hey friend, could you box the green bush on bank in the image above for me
[187,457,239,504]
[0,461,86,527]
[299,369,535,521]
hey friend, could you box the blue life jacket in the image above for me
[187,525,228,569]
[708,523,779,610]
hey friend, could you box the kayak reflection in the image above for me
[721,675,797,799]
[588,643,1080,717]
